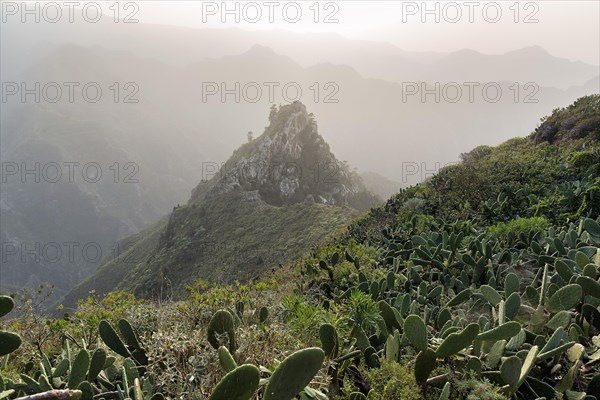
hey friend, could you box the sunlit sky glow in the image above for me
[130,1,600,64]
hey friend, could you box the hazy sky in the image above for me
[134,1,600,65]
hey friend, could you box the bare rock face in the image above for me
[191,101,377,208]
[531,96,600,144]
[532,120,559,144]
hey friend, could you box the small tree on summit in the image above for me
[269,104,278,123]
[247,131,254,142]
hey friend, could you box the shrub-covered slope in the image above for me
[349,94,600,247]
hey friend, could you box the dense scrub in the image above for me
[1,95,599,399]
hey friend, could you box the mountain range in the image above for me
[4,19,598,89]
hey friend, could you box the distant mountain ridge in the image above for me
[4,18,598,89]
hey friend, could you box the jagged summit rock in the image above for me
[191,101,377,209]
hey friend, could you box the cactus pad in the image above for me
[263,347,324,400]
[207,310,237,353]
[208,364,259,400]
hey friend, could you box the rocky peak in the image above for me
[190,102,378,209]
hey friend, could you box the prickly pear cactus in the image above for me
[319,323,339,359]
[259,306,269,324]
[207,310,237,353]
[0,296,14,318]
[404,314,428,351]
[477,321,521,342]
[208,364,259,400]
[87,348,107,382]
[67,349,90,389]
[0,295,21,357]
[117,319,142,349]
[414,348,436,386]
[436,323,479,358]
[218,346,237,373]
[98,320,130,358]
[263,347,325,400]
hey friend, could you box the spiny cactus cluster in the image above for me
[1,317,164,400]
[5,214,597,400]
[99,319,149,368]
[299,217,600,398]
[208,308,326,400]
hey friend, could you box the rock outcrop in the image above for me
[191,101,376,209]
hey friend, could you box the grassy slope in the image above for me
[61,191,356,303]
[115,191,356,297]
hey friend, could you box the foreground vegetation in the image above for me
[1,96,599,399]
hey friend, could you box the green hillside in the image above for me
[119,192,355,297]
[2,96,599,400]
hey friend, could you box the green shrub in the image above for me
[454,377,510,400]
[282,295,330,345]
[568,149,600,173]
[487,217,549,241]
[342,290,382,335]
[365,359,421,400]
